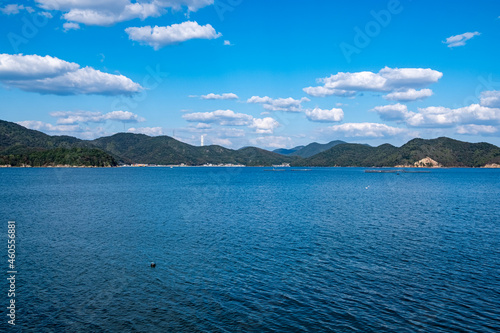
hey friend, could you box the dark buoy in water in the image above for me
[150,262,156,268]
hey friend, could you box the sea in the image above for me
[1,167,499,332]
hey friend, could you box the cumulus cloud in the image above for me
[183,109,252,126]
[127,127,164,136]
[247,96,310,112]
[195,123,211,129]
[125,21,221,50]
[183,109,280,134]
[218,128,245,137]
[480,90,500,108]
[326,123,408,138]
[50,110,146,124]
[223,40,231,46]
[250,136,293,149]
[383,88,433,102]
[305,107,344,122]
[456,124,498,135]
[372,101,500,130]
[0,54,79,80]
[17,120,110,139]
[408,104,500,128]
[200,93,238,100]
[443,32,480,48]
[302,86,356,98]
[0,4,34,15]
[35,0,213,26]
[304,67,442,97]
[371,103,411,121]
[211,138,232,146]
[0,53,142,95]
[17,120,81,133]
[63,22,80,31]
[250,117,280,134]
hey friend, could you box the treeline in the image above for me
[2,120,500,167]
[296,138,500,167]
[0,148,117,167]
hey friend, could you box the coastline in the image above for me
[2,164,500,168]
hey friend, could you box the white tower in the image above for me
[201,134,204,146]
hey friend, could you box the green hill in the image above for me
[91,133,296,166]
[299,137,500,167]
[0,120,295,166]
[291,140,347,158]
[273,146,304,155]
[0,147,117,167]
[2,120,499,167]
[274,140,347,158]
[0,120,116,167]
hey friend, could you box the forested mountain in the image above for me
[298,137,500,167]
[1,120,499,167]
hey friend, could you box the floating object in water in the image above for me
[150,262,156,268]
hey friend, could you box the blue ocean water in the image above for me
[1,167,499,332]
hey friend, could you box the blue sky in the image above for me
[1,0,500,149]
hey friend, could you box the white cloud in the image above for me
[456,124,498,135]
[0,54,79,80]
[305,67,442,97]
[17,120,111,139]
[35,0,214,26]
[305,107,343,122]
[443,32,480,48]
[223,40,231,46]
[125,21,221,50]
[183,109,253,126]
[250,136,293,149]
[480,90,500,108]
[406,104,500,128]
[104,111,145,122]
[0,53,142,95]
[50,110,146,124]
[210,138,232,146]
[302,86,356,98]
[183,110,280,134]
[17,120,81,133]
[63,3,160,26]
[0,4,34,15]
[195,123,211,129]
[63,22,80,31]
[383,88,433,102]
[218,128,245,137]
[200,93,238,100]
[39,11,53,18]
[371,103,411,121]
[250,117,280,134]
[247,96,310,112]
[127,127,164,136]
[326,123,407,138]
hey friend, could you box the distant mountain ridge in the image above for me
[273,146,304,156]
[1,119,499,167]
[274,140,348,158]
